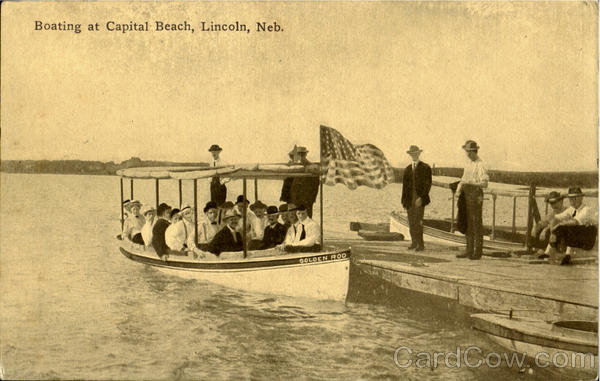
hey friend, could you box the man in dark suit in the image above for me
[261,206,288,249]
[207,209,243,255]
[151,203,172,260]
[289,146,320,218]
[401,145,432,251]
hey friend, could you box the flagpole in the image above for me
[319,126,324,248]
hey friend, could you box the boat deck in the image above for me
[330,237,598,322]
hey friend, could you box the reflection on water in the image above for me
[0,173,576,380]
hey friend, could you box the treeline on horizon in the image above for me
[0,157,206,176]
[1,158,597,188]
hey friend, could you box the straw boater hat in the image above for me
[566,187,584,198]
[462,140,480,152]
[208,144,223,152]
[250,200,267,211]
[406,145,423,154]
[126,200,142,211]
[141,205,156,215]
[544,191,562,204]
[222,209,240,221]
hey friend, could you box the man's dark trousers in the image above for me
[407,192,424,249]
[463,184,483,258]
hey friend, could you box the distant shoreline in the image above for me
[1,159,597,188]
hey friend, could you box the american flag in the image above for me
[320,125,395,190]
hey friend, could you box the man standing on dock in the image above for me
[401,145,432,251]
[456,140,489,260]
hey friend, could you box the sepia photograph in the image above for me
[1,1,598,380]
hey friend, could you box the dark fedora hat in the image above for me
[566,187,584,197]
[221,201,235,209]
[462,140,480,152]
[279,204,288,212]
[296,204,307,211]
[203,201,218,213]
[266,206,279,215]
[208,144,223,152]
[406,145,423,154]
[286,203,298,212]
[236,195,250,204]
[296,146,309,154]
[544,191,563,203]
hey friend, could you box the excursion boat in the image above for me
[390,175,598,252]
[116,164,351,301]
[471,313,598,371]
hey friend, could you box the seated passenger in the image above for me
[165,205,196,253]
[122,200,145,245]
[549,187,598,263]
[151,203,172,260]
[531,192,572,254]
[140,205,157,246]
[198,201,219,244]
[261,205,287,249]
[234,195,261,240]
[278,204,291,228]
[250,200,268,240]
[279,204,321,252]
[207,209,243,255]
[218,201,235,227]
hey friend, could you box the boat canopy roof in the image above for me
[433,175,598,198]
[116,163,321,180]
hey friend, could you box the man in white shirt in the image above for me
[197,201,219,244]
[531,192,573,256]
[549,187,598,262]
[279,205,321,252]
[456,140,489,260]
[165,206,196,252]
[234,195,262,241]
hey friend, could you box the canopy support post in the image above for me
[193,179,198,246]
[242,178,248,258]
[120,178,124,231]
[155,179,159,211]
[178,179,183,208]
[320,179,324,248]
[450,189,455,233]
[512,197,517,235]
[130,179,134,200]
[525,184,536,250]
[491,194,497,240]
[254,178,258,201]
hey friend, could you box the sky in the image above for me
[1,1,598,171]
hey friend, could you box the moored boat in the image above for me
[116,163,351,301]
[471,313,598,371]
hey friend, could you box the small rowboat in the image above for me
[119,241,351,301]
[472,313,598,371]
[390,211,525,251]
[116,163,351,301]
[349,222,404,241]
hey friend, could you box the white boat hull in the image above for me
[119,244,351,301]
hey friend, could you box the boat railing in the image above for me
[434,178,598,250]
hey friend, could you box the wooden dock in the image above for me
[330,238,598,322]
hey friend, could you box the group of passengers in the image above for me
[121,197,321,261]
[531,186,597,264]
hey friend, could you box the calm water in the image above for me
[0,173,575,380]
